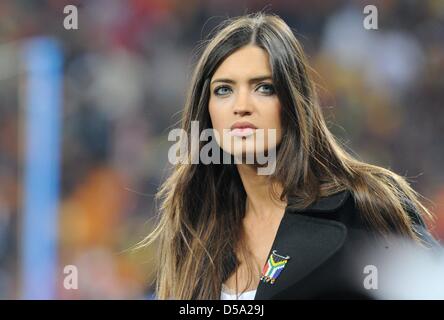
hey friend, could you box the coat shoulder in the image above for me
[296,189,440,247]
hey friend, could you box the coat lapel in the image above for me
[254,190,350,300]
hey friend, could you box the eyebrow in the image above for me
[210,75,273,86]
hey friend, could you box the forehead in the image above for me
[211,45,271,79]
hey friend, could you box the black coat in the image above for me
[252,190,441,300]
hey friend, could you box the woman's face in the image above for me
[208,45,283,159]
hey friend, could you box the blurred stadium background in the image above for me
[0,0,443,299]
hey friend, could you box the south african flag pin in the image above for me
[260,250,290,284]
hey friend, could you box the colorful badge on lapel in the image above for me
[260,250,290,284]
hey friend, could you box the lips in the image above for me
[229,121,257,137]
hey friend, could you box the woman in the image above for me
[140,12,439,300]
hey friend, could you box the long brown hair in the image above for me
[138,12,433,299]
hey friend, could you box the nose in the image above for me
[233,88,253,116]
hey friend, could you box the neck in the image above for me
[236,163,287,221]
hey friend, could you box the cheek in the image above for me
[208,100,230,150]
[209,99,228,131]
[208,102,218,129]
[270,103,283,144]
[266,102,282,130]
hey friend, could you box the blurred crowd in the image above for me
[0,0,443,299]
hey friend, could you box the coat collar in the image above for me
[254,190,350,300]
[287,189,351,213]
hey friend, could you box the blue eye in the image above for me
[257,83,275,95]
[213,86,232,96]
